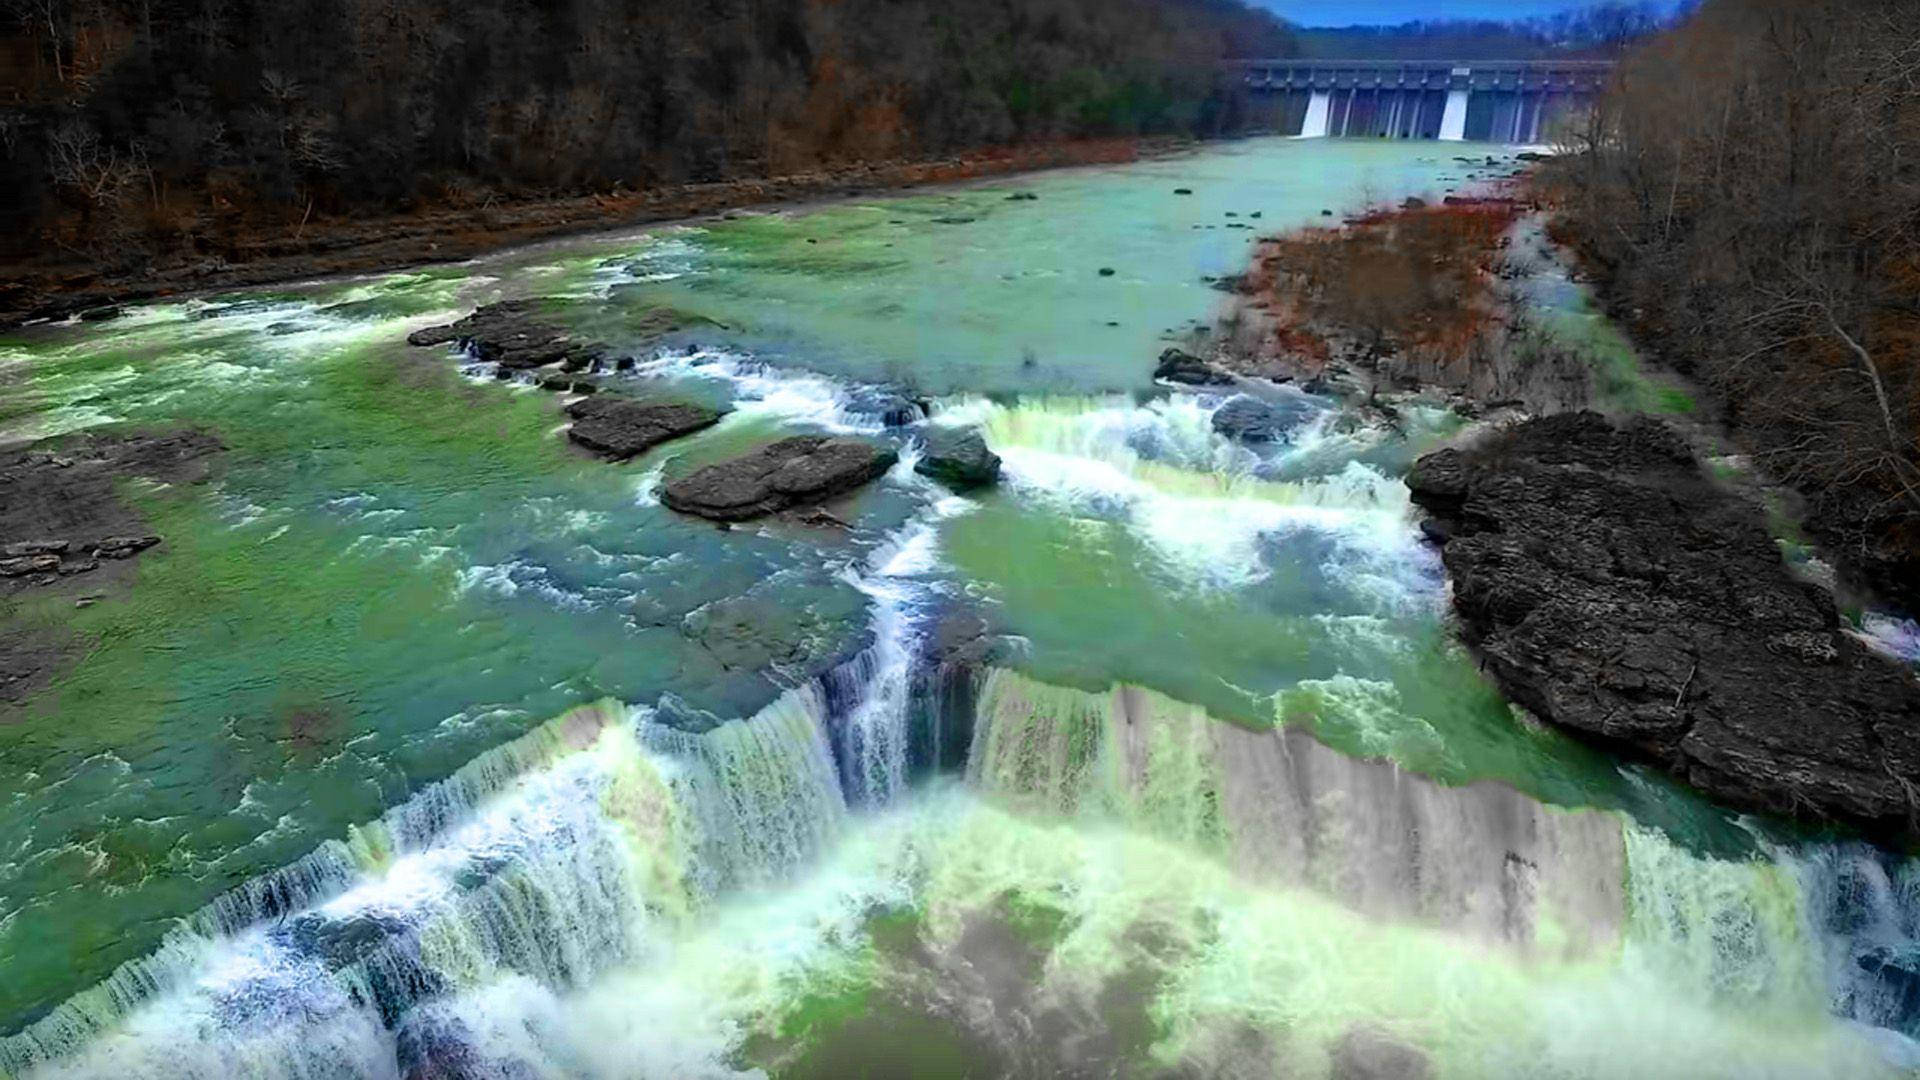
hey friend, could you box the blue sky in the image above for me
[1258,1,1621,25]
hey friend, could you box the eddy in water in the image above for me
[2,106,1918,1080]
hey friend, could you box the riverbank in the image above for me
[1184,184,1920,837]
[0,136,1184,330]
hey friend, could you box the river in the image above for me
[2,138,1918,1079]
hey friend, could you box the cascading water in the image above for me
[13,138,1920,1080]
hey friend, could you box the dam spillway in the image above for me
[1234,59,1613,142]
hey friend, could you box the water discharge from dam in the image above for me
[2,139,1919,1079]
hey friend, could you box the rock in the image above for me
[915,427,1001,490]
[1402,196,1428,210]
[564,397,727,460]
[539,375,589,394]
[661,436,897,521]
[1098,267,1116,277]
[1004,192,1039,201]
[1209,394,1317,443]
[93,535,160,559]
[3,540,69,557]
[406,298,605,371]
[1407,412,1920,836]
[1517,151,1550,162]
[931,216,975,225]
[842,388,927,429]
[0,555,60,577]
[1173,187,1193,195]
[1153,347,1234,387]
[77,305,122,323]
[1331,1026,1432,1080]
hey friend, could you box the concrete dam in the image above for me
[1234,59,1614,143]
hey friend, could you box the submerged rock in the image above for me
[1408,412,1920,836]
[1153,347,1234,387]
[1331,1026,1433,1080]
[1210,394,1317,443]
[842,388,927,429]
[915,427,1001,490]
[563,397,727,460]
[661,436,897,521]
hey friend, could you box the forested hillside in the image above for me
[1550,0,1920,609]
[1295,3,1678,61]
[0,0,1292,266]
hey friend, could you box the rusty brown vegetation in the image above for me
[1546,0,1920,609]
[1221,197,1596,411]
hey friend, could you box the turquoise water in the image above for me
[2,139,1917,1079]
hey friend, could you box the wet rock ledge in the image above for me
[1408,412,1920,835]
[1,429,222,591]
[663,436,897,522]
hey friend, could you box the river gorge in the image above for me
[3,138,1920,1079]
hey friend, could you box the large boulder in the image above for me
[564,396,726,460]
[1153,347,1234,387]
[661,436,897,521]
[915,427,1001,490]
[1408,412,1920,836]
[1210,393,1318,443]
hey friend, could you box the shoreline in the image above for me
[0,137,1194,330]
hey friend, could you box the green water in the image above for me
[1,139,1911,1079]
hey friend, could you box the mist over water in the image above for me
[4,139,1920,1078]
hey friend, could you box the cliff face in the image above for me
[0,0,1290,274]
[1409,412,1920,837]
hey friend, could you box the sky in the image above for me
[1258,1,1622,25]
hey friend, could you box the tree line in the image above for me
[1551,0,1920,609]
[0,0,1294,265]
[1296,3,1689,62]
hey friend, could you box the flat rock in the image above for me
[915,426,1001,489]
[662,436,897,521]
[1408,412,1920,835]
[564,396,726,460]
[407,298,608,371]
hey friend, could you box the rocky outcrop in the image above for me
[407,298,612,373]
[1408,412,1920,835]
[661,436,897,521]
[563,397,727,460]
[1,429,222,592]
[1210,393,1317,443]
[914,427,1001,490]
[1152,347,1235,387]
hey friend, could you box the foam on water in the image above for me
[631,349,887,433]
[1860,613,1920,667]
[974,396,1434,604]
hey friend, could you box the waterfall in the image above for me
[1299,90,1332,139]
[967,669,1627,957]
[17,659,1920,1078]
[3,684,869,1079]
[1439,87,1470,142]
[0,700,627,1077]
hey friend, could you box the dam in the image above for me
[1234,58,1614,142]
